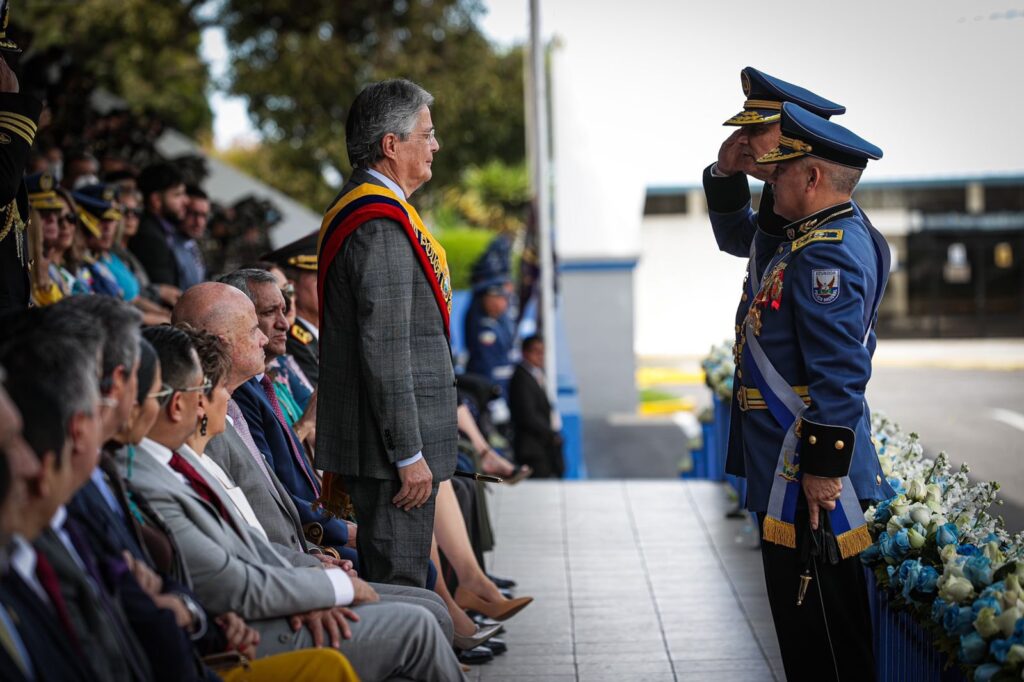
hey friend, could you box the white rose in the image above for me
[938,575,974,603]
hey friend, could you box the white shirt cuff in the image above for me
[396,451,424,468]
[710,162,731,178]
[324,568,354,606]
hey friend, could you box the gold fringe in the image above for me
[836,525,873,559]
[762,516,797,549]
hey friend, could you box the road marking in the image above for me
[989,408,1024,433]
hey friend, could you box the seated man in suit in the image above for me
[0,372,85,682]
[214,269,359,565]
[263,232,322,388]
[509,336,564,478]
[135,325,464,680]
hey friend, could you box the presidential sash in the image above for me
[317,182,452,338]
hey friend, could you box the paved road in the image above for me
[867,366,1024,532]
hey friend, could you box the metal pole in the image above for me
[529,0,558,404]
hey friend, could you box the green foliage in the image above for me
[438,160,529,233]
[18,0,212,136]
[214,0,525,208]
[433,225,494,291]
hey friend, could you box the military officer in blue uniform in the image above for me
[729,103,894,681]
[703,67,849,489]
[464,239,517,397]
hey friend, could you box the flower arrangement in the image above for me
[701,341,735,402]
[862,413,1024,682]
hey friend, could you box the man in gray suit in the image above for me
[317,79,457,587]
[134,325,464,680]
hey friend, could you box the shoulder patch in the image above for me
[479,330,497,347]
[792,228,844,252]
[811,268,841,304]
[290,323,313,345]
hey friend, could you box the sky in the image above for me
[205,1,1024,186]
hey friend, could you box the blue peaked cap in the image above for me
[756,102,882,170]
[724,66,845,126]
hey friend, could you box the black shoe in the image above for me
[487,573,517,589]
[483,638,507,655]
[499,588,515,599]
[457,645,495,665]
[472,613,505,635]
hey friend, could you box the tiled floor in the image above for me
[468,480,785,681]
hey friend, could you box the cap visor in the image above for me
[755,146,806,164]
[723,110,782,127]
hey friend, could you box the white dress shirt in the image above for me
[296,316,319,341]
[9,534,47,605]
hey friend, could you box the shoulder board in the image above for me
[792,228,844,252]
[290,323,313,345]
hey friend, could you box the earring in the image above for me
[200,415,208,437]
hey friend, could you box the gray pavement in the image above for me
[474,480,781,682]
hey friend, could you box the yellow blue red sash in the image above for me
[317,183,452,338]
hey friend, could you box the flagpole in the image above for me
[528,0,557,404]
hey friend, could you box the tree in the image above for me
[15,0,212,137]
[215,0,525,207]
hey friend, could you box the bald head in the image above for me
[172,283,268,390]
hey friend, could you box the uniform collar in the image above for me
[781,201,854,241]
[296,316,319,339]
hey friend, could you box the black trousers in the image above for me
[759,508,877,682]
[347,478,438,587]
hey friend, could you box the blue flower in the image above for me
[898,560,922,600]
[916,566,939,594]
[873,499,893,524]
[881,529,912,564]
[944,605,975,637]
[959,632,988,664]
[964,555,994,590]
[887,477,906,495]
[990,638,1014,663]
[935,523,959,548]
[860,542,882,565]
[974,663,1002,682]
[958,544,982,557]
[932,598,948,623]
[971,596,1002,617]
[980,582,1006,600]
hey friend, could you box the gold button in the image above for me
[741,293,748,302]
[736,369,743,379]
[876,475,882,485]
[835,440,845,450]
[808,435,817,445]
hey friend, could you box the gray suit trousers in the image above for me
[252,600,464,681]
[348,478,438,587]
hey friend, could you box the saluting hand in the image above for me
[0,58,18,94]
[802,474,843,530]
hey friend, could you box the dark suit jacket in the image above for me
[127,212,179,287]
[509,363,564,478]
[0,93,42,315]
[36,525,152,681]
[287,318,320,387]
[316,169,457,481]
[234,377,349,547]
[0,571,94,682]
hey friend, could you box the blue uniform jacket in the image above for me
[233,378,349,547]
[464,301,516,396]
[726,202,894,513]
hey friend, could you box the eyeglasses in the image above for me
[60,214,77,225]
[281,284,295,299]
[149,378,212,405]
[405,130,437,143]
[123,208,142,218]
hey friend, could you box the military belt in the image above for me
[738,385,810,411]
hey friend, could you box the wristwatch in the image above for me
[175,592,208,640]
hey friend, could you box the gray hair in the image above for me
[60,295,143,390]
[828,164,864,195]
[218,268,279,302]
[345,79,434,169]
[3,334,100,431]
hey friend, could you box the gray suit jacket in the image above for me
[316,169,458,481]
[206,424,310,554]
[121,440,336,622]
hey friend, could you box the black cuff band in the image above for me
[755,186,788,236]
[800,419,855,478]
[703,164,752,213]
